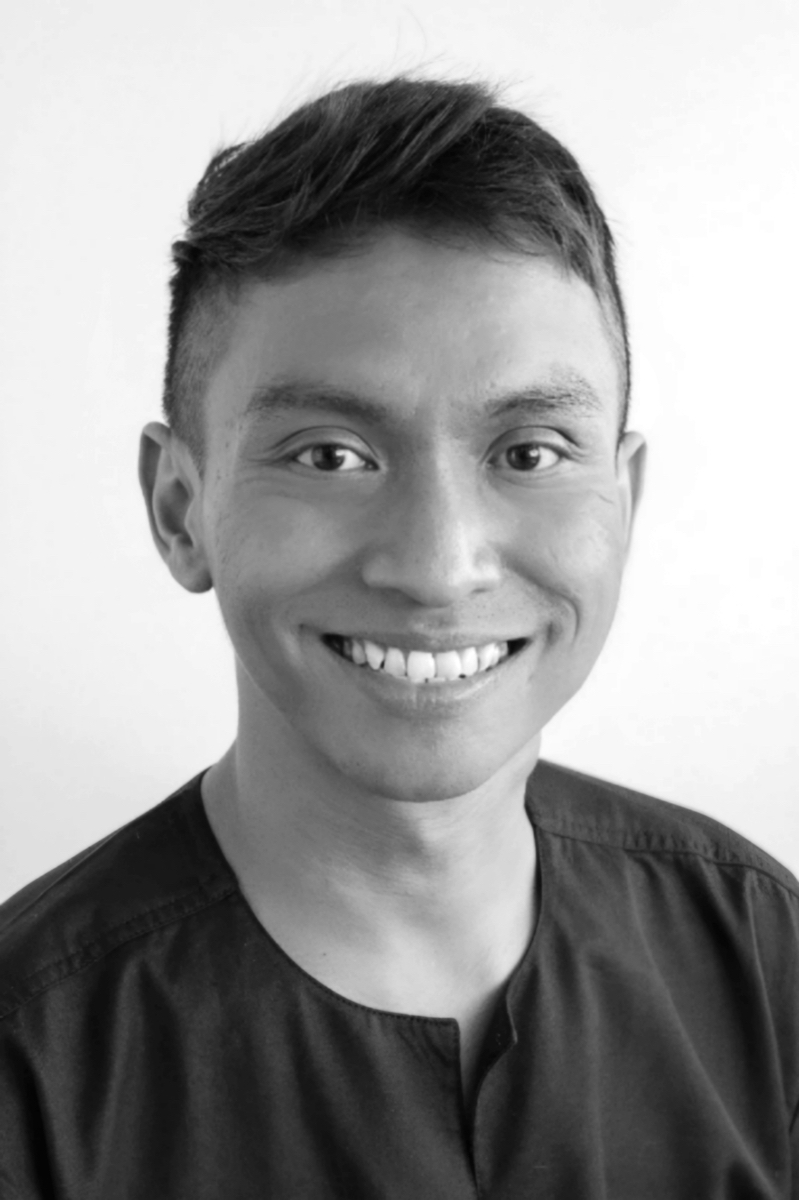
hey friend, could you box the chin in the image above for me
[318,728,539,804]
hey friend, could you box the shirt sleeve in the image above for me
[756,878,799,1199]
[783,1047,799,1199]
[0,1012,55,1199]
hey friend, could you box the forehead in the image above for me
[203,232,621,439]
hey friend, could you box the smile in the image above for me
[322,635,528,684]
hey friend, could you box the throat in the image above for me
[201,743,539,1056]
[233,822,538,1072]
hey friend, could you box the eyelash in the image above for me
[292,443,376,472]
[286,436,567,475]
[494,442,562,472]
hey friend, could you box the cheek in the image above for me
[213,494,358,599]
[513,487,628,619]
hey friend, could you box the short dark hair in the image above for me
[164,77,630,465]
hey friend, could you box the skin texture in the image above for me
[139,232,645,1101]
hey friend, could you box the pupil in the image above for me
[507,445,541,470]
[312,445,347,470]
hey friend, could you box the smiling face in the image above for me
[176,232,644,801]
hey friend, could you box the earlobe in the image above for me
[138,422,213,594]
[616,431,647,553]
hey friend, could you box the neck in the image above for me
[202,687,539,1043]
[204,711,539,925]
[202,697,540,1101]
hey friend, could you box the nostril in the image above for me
[361,541,502,605]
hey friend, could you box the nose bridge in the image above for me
[361,450,501,604]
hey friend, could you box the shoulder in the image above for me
[0,773,236,1020]
[528,758,799,899]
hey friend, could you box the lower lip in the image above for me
[316,637,533,716]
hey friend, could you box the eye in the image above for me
[293,443,374,472]
[501,442,561,472]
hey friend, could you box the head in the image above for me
[141,77,645,804]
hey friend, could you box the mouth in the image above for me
[321,634,529,684]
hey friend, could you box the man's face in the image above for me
[193,232,643,801]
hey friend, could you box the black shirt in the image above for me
[2,761,799,1198]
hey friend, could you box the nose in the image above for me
[360,460,503,607]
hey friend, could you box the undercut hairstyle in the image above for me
[164,77,630,466]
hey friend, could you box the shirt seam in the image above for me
[529,817,799,899]
[0,877,237,1021]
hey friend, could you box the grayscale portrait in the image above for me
[1,1,798,1195]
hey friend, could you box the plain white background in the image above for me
[1,0,797,901]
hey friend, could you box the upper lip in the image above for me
[322,631,530,652]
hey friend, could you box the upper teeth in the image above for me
[340,638,510,681]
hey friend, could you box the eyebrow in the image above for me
[242,374,604,427]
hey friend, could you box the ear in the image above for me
[138,422,213,593]
[615,431,647,555]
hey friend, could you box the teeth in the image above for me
[459,646,479,677]
[335,637,515,682]
[406,650,436,682]
[364,640,386,670]
[383,647,406,678]
[477,643,496,671]
[435,650,463,681]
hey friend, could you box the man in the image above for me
[1,77,798,1198]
